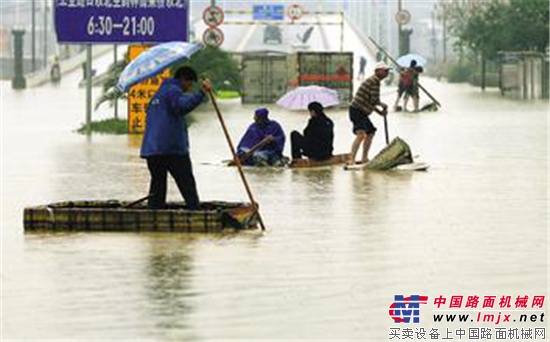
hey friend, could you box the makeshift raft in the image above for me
[225,154,349,169]
[345,137,422,171]
[24,201,259,233]
[367,136,414,170]
[289,153,349,169]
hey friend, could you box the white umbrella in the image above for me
[276,85,340,110]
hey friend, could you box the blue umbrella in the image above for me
[396,53,427,68]
[116,42,203,92]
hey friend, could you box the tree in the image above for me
[504,0,549,52]
[96,46,242,111]
[444,0,549,89]
[95,57,127,110]
[446,0,549,56]
[175,46,241,92]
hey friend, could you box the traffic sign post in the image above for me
[395,10,411,25]
[202,5,224,48]
[54,0,190,43]
[203,5,225,27]
[203,27,224,48]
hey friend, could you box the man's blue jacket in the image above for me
[140,78,205,158]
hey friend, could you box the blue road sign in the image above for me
[54,0,189,43]
[253,4,284,21]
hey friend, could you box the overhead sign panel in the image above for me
[54,0,189,43]
[253,4,285,21]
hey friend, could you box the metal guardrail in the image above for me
[223,21,342,25]
[224,10,343,15]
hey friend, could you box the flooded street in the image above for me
[2,65,548,340]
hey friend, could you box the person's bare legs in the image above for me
[393,93,402,111]
[348,131,366,165]
[403,95,410,112]
[361,133,375,163]
[413,96,419,112]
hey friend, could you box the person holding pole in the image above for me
[236,108,286,167]
[346,61,391,166]
[393,59,417,112]
[140,66,212,210]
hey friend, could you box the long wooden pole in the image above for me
[206,89,266,231]
[383,115,389,145]
[368,36,441,108]
[229,137,271,166]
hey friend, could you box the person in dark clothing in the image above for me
[140,66,212,210]
[291,101,334,161]
[358,56,367,80]
[50,56,61,83]
[237,108,286,166]
[394,60,419,112]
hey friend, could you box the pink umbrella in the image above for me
[276,85,340,110]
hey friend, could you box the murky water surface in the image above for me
[1,42,548,342]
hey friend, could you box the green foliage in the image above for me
[77,116,196,135]
[95,57,127,110]
[505,0,549,52]
[445,0,549,59]
[102,58,127,93]
[447,63,474,83]
[215,90,241,99]
[174,46,242,92]
[77,118,128,135]
[96,46,242,111]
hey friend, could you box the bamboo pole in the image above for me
[383,115,389,145]
[206,89,266,231]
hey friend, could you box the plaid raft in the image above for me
[24,201,259,233]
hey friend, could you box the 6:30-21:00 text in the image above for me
[87,16,155,36]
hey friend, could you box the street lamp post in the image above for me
[12,28,27,89]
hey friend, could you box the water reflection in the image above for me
[144,237,196,338]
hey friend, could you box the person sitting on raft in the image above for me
[290,101,334,162]
[236,107,286,166]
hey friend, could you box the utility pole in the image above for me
[32,0,36,71]
[431,10,437,63]
[442,7,447,63]
[86,45,92,135]
[43,0,48,68]
[397,0,402,57]
[11,28,27,89]
[340,11,344,52]
[114,45,118,119]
